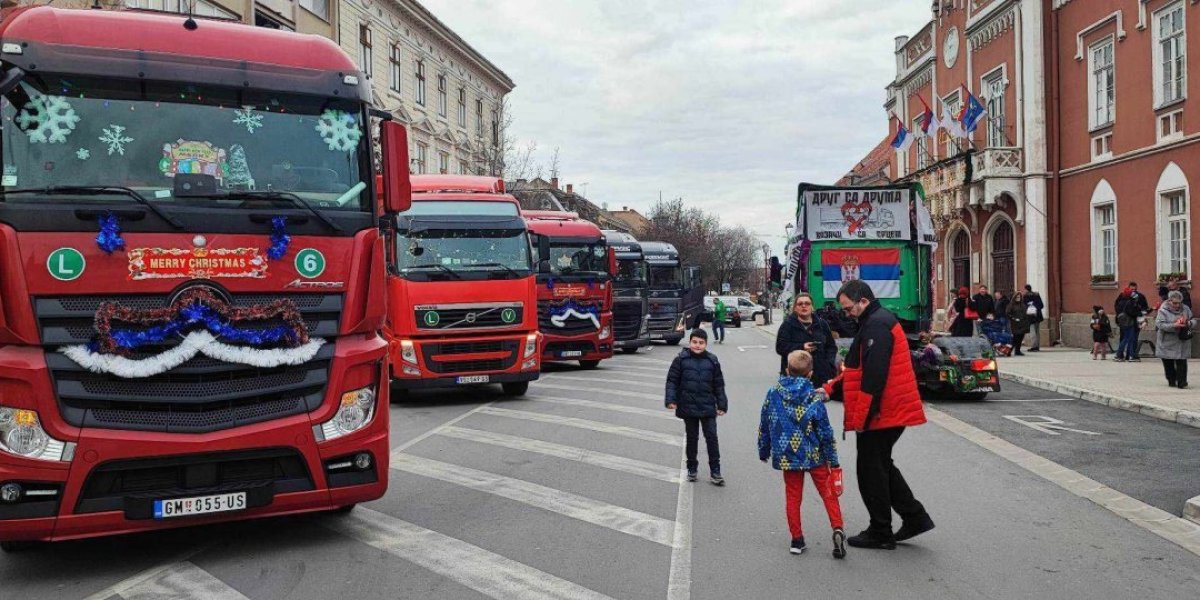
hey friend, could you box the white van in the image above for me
[703,296,767,327]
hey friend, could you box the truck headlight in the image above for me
[314,387,376,442]
[599,326,611,340]
[675,315,686,332]
[523,333,538,358]
[400,340,417,364]
[639,315,648,335]
[0,407,74,462]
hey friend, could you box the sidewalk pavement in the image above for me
[754,309,1200,430]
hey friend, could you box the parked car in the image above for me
[702,295,765,327]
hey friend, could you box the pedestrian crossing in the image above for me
[71,349,701,600]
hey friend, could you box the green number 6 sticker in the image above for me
[295,248,326,278]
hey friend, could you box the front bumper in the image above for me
[0,336,390,543]
[613,336,650,349]
[395,371,539,390]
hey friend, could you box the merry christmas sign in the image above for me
[128,247,267,280]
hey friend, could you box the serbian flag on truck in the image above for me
[821,248,901,299]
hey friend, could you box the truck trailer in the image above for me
[0,6,411,548]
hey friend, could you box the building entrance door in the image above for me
[990,221,1014,295]
[951,230,971,295]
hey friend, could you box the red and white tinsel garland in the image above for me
[61,331,325,379]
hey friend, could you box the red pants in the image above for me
[783,468,844,539]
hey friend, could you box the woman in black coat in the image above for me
[775,293,837,386]
[949,287,975,337]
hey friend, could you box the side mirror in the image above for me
[607,247,617,278]
[380,121,412,213]
[537,233,551,262]
[538,261,553,274]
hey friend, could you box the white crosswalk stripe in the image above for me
[438,426,680,483]
[325,508,617,600]
[526,395,675,420]
[478,406,683,446]
[391,454,676,546]
[542,373,662,390]
[116,562,249,600]
[535,382,661,401]
[605,363,669,374]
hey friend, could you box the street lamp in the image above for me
[761,243,772,325]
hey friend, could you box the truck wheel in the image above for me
[961,392,989,401]
[621,347,640,354]
[579,360,601,370]
[331,504,357,515]
[0,540,38,553]
[502,382,529,396]
[667,337,682,345]
[389,385,409,404]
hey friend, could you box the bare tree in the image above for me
[548,147,561,181]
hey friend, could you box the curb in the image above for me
[1187,495,1200,526]
[999,371,1200,430]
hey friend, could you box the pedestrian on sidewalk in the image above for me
[758,350,846,559]
[949,287,975,337]
[971,285,995,336]
[712,297,727,344]
[1155,291,1194,389]
[1090,305,1112,360]
[775,293,837,386]
[1158,278,1192,311]
[1023,284,1045,351]
[824,280,934,550]
[1007,291,1031,355]
[993,291,1010,328]
[665,328,728,485]
[1114,282,1150,362]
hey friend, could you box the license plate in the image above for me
[456,375,490,384]
[153,492,247,519]
[649,333,663,339]
[560,350,583,357]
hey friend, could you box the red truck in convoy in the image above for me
[0,7,412,549]
[523,211,614,369]
[386,176,546,397]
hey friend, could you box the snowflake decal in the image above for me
[233,106,264,134]
[99,124,134,156]
[15,92,81,144]
[314,110,362,152]
[76,148,90,160]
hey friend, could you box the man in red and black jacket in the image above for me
[824,280,935,550]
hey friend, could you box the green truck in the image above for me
[791,183,998,399]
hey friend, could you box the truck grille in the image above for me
[420,339,519,374]
[33,293,341,433]
[613,302,643,341]
[537,301,601,336]
[415,303,523,331]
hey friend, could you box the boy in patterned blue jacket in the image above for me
[758,350,846,558]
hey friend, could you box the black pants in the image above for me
[1163,359,1189,386]
[1013,334,1026,353]
[856,427,927,535]
[683,416,720,472]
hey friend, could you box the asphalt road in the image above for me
[3,324,1200,599]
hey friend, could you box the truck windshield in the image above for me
[548,240,608,276]
[1,74,370,211]
[397,228,531,280]
[614,259,647,287]
[648,265,682,288]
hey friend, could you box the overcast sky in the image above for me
[423,0,932,254]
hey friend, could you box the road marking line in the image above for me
[83,548,218,600]
[982,397,1073,402]
[597,369,667,380]
[391,400,496,454]
[736,345,767,351]
[609,363,670,374]
[666,443,693,600]
[927,406,1200,557]
[528,395,676,420]
[438,426,680,482]
[325,508,616,600]
[391,454,675,546]
[116,561,249,600]
[616,356,673,367]
[477,407,683,445]
[542,373,661,390]
[535,382,661,401]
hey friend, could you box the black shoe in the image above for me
[847,529,896,550]
[1168,381,1178,388]
[790,537,807,555]
[686,469,697,482]
[1028,347,1040,352]
[895,514,935,542]
[1014,351,1025,356]
[832,529,846,559]
[1178,382,1189,390]
[710,469,725,486]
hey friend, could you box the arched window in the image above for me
[1090,179,1117,278]
[1155,162,1190,279]
[951,228,971,295]
[989,220,1014,295]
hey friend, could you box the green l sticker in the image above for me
[47,247,85,281]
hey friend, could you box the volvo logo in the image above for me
[464,312,477,323]
[169,281,231,307]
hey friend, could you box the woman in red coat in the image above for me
[825,280,934,550]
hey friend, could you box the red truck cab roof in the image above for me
[522,211,604,240]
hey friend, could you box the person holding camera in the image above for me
[776,293,837,387]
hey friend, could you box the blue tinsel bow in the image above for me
[92,302,300,353]
[548,299,600,318]
[545,277,554,290]
[95,211,125,254]
[268,216,290,261]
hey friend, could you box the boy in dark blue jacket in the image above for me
[666,328,728,485]
[758,350,846,558]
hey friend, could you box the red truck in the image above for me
[0,7,411,549]
[523,211,615,369]
[386,176,546,397]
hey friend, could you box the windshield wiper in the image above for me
[187,190,344,233]
[408,264,463,279]
[2,186,184,229]
[473,262,524,278]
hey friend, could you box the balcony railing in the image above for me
[971,147,1023,180]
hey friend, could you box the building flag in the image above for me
[916,95,940,138]
[912,182,938,249]
[821,248,901,299]
[960,86,987,134]
[890,114,914,152]
[940,97,966,139]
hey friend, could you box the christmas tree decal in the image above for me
[226,144,255,190]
